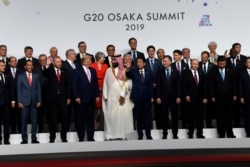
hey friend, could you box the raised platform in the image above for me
[1,128,249,156]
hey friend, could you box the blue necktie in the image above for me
[166,69,170,80]
[132,51,136,62]
[220,69,225,81]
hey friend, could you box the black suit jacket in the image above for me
[76,53,95,66]
[239,69,250,102]
[126,68,153,101]
[0,74,12,105]
[126,50,145,65]
[145,58,162,83]
[33,66,49,100]
[210,67,237,103]
[182,70,207,103]
[156,68,181,101]
[5,67,23,102]
[45,67,71,102]
[17,57,39,70]
[171,61,188,80]
[104,56,111,67]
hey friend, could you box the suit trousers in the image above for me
[48,95,68,141]
[160,99,179,137]
[134,99,152,139]
[21,104,37,141]
[243,102,250,136]
[76,100,95,141]
[0,105,10,141]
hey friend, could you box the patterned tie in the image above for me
[86,69,91,82]
[140,70,144,82]
[28,73,32,86]
[194,71,198,86]
[56,70,60,82]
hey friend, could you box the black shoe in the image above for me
[173,135,179,139]
[31,140,40,144]
[49,139,55,143]
[4,140,10,145]
[138,137,143,140]
[147,136,153,140]
[62,139,68,143]
[21,140,28,144]
[162,135,167,139]
[188,135,193,139]
[79,139,84,142]
[227,135,236,138]
[88,138,95,142]
[197,135,205,139]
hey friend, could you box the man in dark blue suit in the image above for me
[127,56,154,140]
[72,55,99,142]
[0,60,12,144]
[239,57,250,137]
[145,45,163,129]
[126,37,145,65]
[17,46,39,71]
[17,60,41,144]
[5,56,23,134]
[156,55,181,139]
[198,51,215,128]
[171,49,189,129]
[76,41,95,67]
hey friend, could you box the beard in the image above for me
[112,62,119,68]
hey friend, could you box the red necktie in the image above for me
[56,70,61,82]
[28,73,32,86]
[194,71,198,86]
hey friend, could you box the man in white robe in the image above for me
[102,55,134,140]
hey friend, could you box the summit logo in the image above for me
[199,15,212,27]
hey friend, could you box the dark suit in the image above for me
[127,68,153,139]
[198,61,215,128]
[210,67,236,138]
[46,67,70,141]
[182,70,207,137]
[17,57,39,71]
[145,57,163,129]
[181,59,192,69]
[72,66,99,141]
[172,61,189,128]
[5,67,23,134]
[33,65,49,133]
[104,56,111,67]
[239,69,250,136]
[17,72,41,141]
[62,60,79,131]
[156,68,181,138]
[76,53,95,67]
[2,57,10,72]
[0,73,12,143]
[226,55,246,127]
[126,50,145,65]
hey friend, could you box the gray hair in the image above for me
[208,41,217,48]
[95,52,105,61]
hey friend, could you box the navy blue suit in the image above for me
[76,53,95,67]
[72,66,99,141]
[126,50,145,65]
[239,69,250,136]
[127,68,153,139]
[17,72,41,141]
[0,73,12,143]
[156,68,181,138]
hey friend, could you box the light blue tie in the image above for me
[220,69,225,81]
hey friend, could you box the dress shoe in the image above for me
[227,135,236,138]
[173,135,179,139]
[49,139,55,143]
[79,139,84,142]
[188,135,193,139]
[147,136,153,140]
[197,135,205,139]
[138,137,143,140]
[21,140,28,144]
[62,139,68,143]
[162,135,167,139]
[4,140,10,145]
[31,140,40,144]
[88,138,95,142]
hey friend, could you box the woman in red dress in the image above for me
[91,52,108,130]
